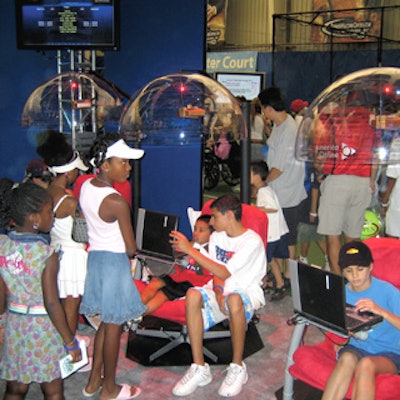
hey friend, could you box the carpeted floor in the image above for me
[0,292,326,399]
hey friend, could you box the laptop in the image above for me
[135,208,179,277]
[289,260,383,336]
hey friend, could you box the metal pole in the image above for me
[240,101,251,204]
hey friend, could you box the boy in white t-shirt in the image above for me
[251,160,290,301]
[170,195,266,398]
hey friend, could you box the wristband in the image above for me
[63,337,79,352]
[309,212,317,217]
[381,202,389,208]
[213,284,224,293]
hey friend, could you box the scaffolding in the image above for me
[56,50,103,151]
[272,5,400,83]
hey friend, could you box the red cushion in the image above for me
[290,343,400,400]
[73,174,132,207]
[290,238,400,399]
[364,237,400,289]
[202,199,268,249]
[134,280,187,325]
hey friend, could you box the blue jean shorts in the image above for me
[80,251,146,325]
[338,344,400,373]
[193,286,254,331]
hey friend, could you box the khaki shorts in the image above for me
[297,222,325,244]
[317,175,372,238]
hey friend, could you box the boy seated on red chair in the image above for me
[139,214,213,314]
[170,194,266,398]
[322,241,400,400]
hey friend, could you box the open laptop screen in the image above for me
[297,262,347,331]
[135,208,179,261]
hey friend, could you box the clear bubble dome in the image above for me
[296,67,400,166]
[21,71,124,133]
[119,72,245,146]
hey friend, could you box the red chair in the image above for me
[132,202,268,364]
[283,237,400,400]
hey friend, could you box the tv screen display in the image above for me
[15,0,120,50]
[214,72,265,100]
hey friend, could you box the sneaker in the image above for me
[172,363,212,396]
[124,316,143,332]
[324,255,331,271]
[218,362,248,397]
[298,256,308,264]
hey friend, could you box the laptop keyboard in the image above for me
[345,314,362,330]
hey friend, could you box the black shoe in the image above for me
[270,286,287,301]
[283,276,291,289]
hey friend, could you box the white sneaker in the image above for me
[218,362,248,397]
[172,363,212,396]
[324,255,331,271]
[298,256,308,264]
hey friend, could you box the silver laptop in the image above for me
[290,260,383,336]
[135,208,179,276]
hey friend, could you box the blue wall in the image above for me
[0,0,205,236]
[269,49,400,106]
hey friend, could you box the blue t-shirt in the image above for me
[346,277,400,354]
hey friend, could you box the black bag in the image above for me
[72,209,88,243]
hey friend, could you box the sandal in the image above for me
[100,384,142,400]
[270,286,287,301]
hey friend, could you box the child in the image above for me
[170,195,266,397]
[140,214,213,314]
[37,130,90,344]
[0,182,81,399]
[297,155,329,269]
[250,160,290,301]
[79,133,146,399]
[322,241,400,400]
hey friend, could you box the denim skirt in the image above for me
[80,251,146,325]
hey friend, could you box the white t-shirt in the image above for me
[256,185,289,242]
[207,229,266,310]
[267,114,307,207]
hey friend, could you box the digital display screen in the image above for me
[214,72,265,100]
[16,0,120,50]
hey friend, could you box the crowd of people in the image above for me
[0,83,399,400]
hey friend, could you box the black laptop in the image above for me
[135,208,179,276]
[289,260,383,336]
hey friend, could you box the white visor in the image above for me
[105,139,144,160]
[48,151,89,174]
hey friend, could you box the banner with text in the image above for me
[312,0,381,43]
[206,51,258,73]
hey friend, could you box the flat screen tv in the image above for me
[214,71,265,101]
[15,0,120,50]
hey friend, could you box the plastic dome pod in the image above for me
[296,67,400,168]
[21,71,124,150]
[119,72,245,146]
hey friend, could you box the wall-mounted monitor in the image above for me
[214,71,265,100]
[15,0,120,50]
